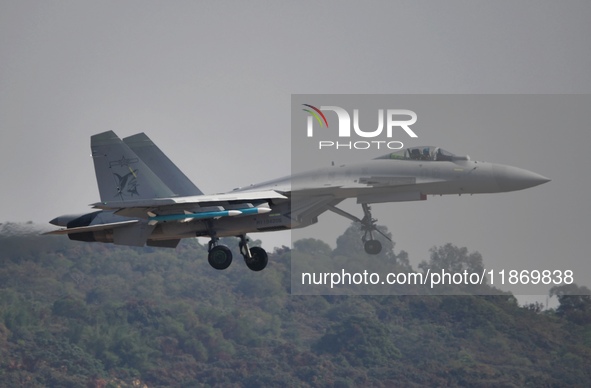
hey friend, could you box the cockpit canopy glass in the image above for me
[375,146,457,161]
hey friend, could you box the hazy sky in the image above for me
[1,1,590,296]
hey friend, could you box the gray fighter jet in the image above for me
[46,131,550,271]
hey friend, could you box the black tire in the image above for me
[245,246,268,271]
[208,245,233,270]
[364,239,382,255]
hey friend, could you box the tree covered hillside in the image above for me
[0,222,590,387]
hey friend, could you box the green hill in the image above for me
[0,223,590,387]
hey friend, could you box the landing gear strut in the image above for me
[239,235,268,271]
[360,204,383,255]
[327,203,391,255]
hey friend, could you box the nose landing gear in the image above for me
[363,239,382,255]
[327,203,391,255]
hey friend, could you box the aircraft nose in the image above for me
[49,217,61,226]
[494,165,551,192]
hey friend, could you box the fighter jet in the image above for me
[46,131,550,271]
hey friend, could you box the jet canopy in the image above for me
[375,146,468,162]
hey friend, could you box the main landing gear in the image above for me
[207,235,268,271]
[207,238,233,270]
[327,203,391,255]
[239,235,268,272]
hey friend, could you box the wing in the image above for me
[89,190,287,225]
[44,213,157,247]
[92,190,286,211]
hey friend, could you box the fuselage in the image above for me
[50,154,549,243]
[238,157,549,199]
[46,136,551,271]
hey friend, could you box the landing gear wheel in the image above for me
[208,245,233,270]
[364,239,382,255]
[326,203,392,254]
[244,246,268,271]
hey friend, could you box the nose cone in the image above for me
[494,165,551,192]
[49,217,61,226]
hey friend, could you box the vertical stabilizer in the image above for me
[123,133,203,196]
[91,131,175,202]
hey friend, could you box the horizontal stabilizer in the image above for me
[43,220,139,235]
